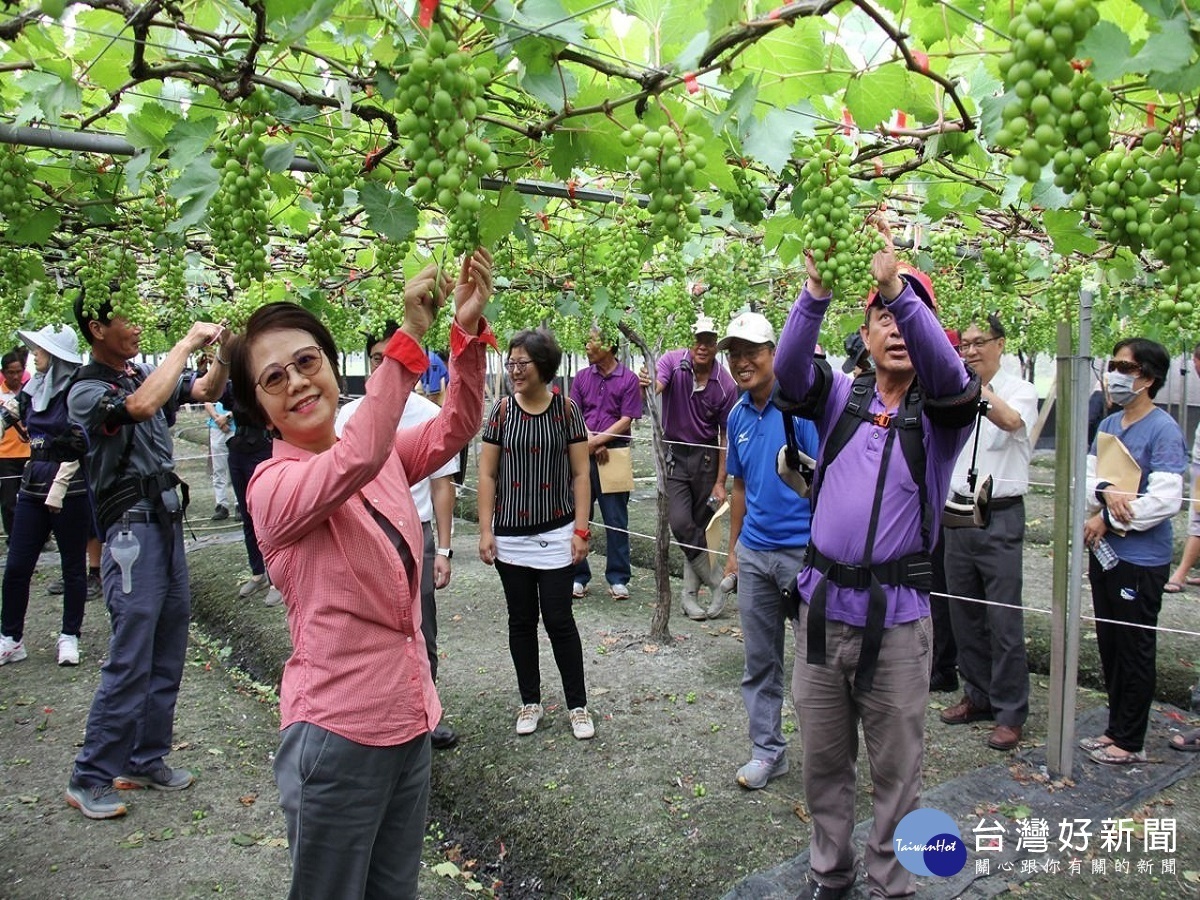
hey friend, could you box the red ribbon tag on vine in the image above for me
[1146,102,1156,127]
[683,72,700,94]
[418,0,438,28]
[841,108,855,135]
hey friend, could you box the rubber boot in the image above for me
[691,553,728,619]
[680,558,706,620]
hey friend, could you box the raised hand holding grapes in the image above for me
[453,248,494,336]
[401,264,452,343]
[868,215,903,301]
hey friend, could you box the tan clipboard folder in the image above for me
[597,446,635,494]
[1095,432,1142,498]
[706,500,729,573]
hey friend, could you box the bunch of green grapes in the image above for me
[621,111,707,244]
[0,148,35,232]
[928,231,960,275]
[564,226,598,304]
[981,238,1022,292]
[75,239,143,324]
[209,92,274,290]
[396,26,497,256]
[0,244,42,314]
[1144,133,1200,291]
[1045,266,1081,326]
[1080,147,1156,253]
[728,165,766,225]
[1050,72,1110,194]
[306,138,360,283]
[794,144,884,300]
[604,203,646,299]
[994,0,1102,183]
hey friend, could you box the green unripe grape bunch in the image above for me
[621,108,707,244]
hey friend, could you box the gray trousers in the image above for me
[275,722,431,900]
[665,443,718,560]
[944,502,1029,727]
[793,605,931,898]
[737,541,806,763]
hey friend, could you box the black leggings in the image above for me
[495,560,587,710]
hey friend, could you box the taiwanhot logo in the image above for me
[893,808,967,878]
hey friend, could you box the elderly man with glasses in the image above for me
[939,313,1039,752]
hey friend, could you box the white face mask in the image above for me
[1105,370,1144,407]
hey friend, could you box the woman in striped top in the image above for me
[478,328,595,740]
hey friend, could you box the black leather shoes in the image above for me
[430,724,459,750]
[807,882,852,900]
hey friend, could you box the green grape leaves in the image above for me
[360,183,419,243]
[1042,210,1101,257]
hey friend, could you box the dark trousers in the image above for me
[574,457,632,588]
[495,560,587,709]
[1088,556,1165,753]
[944,503,1030,726]
[665,443,718,561]
[73,518,190,785]
[0,458,25,541]
[1,491,90,641]
[275,722,431,900]
[929,535,957,681]
[229,445,271,577]
[420,521,439,680]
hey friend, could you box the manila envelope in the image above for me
[706,500,730,573]
[597,446,635,494]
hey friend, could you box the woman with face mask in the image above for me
[1080,338,1186,765]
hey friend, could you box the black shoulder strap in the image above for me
[68,362,146,481]
[813,373,933,551]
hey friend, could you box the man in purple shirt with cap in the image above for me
[570,326,643,600]
[640,314,738,619]
[773,220,979,900]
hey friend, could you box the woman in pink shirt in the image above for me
[228,250,495,900]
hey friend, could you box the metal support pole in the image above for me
[1046,290,1092,776]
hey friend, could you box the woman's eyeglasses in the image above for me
[504,359,533,373]
[1106,359,1142,376]
[256,346,324,394]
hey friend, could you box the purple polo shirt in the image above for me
[570,361,643,447]
[656,348,738,445]
[773,283,973,627]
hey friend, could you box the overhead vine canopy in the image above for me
[0,0,1197,353]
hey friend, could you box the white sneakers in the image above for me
[515,703,596,740]
[515,703,544,735]
[56,633,79,666]
[571,581,587,599]
[569,707,595,740]
[609,584,630,600]
[0,634,26,666]
[0,634,78,666]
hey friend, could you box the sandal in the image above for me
[1163,581,1184,594]
[1169,727,1200,752]
[1078,735,1114,752]
[1187,577,1200,586]
[1089,745,1147,766]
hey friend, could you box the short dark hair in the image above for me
[365,321,401,358]
[508,328,562,385]
[229,302,341,430]
[74,283,119,346]
[961,311,1006,339]
[1,351,23,371]
[1112,337,1170,398]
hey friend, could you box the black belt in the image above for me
[805,545,934,593]
[953,492,1023,512]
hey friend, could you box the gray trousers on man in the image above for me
[275,722,431,899]
[737,541,806,764]
[944,501,1029,727]
[665,443,718,560]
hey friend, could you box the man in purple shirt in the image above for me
[773,223,979,900]
[570,327,643,600]
[640,314,739,619]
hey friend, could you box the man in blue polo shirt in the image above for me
[720,311,818,790]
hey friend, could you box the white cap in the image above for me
[18,325,82,364]
[717,312,775,351]
[691,314,717,336]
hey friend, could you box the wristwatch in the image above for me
[573,528,591,541]
[436,547,453,559]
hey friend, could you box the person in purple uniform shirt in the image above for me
[773,219,980,900]
[639,314,738,619]
[570,326,643,600]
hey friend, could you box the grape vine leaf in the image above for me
[5,209,60,246]
[520,66,578,113]
[264,0,342,45]
[1042,210,1100,257]
[479,188,526,248]
[360,183,419,242]
[126,105,181,157]
[167,163,220,232]
[164,118,219,172]
[1079,23,1133,82]
[744,106,815,176]
[705,0,741,35]
[262,143,297,174]
[519,0,588,46]
[1128,15,1195,74]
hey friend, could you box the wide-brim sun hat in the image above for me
[18,325,82,365]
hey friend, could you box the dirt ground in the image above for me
[3,413,1200,899]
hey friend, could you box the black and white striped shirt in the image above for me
[482,392,587,536]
